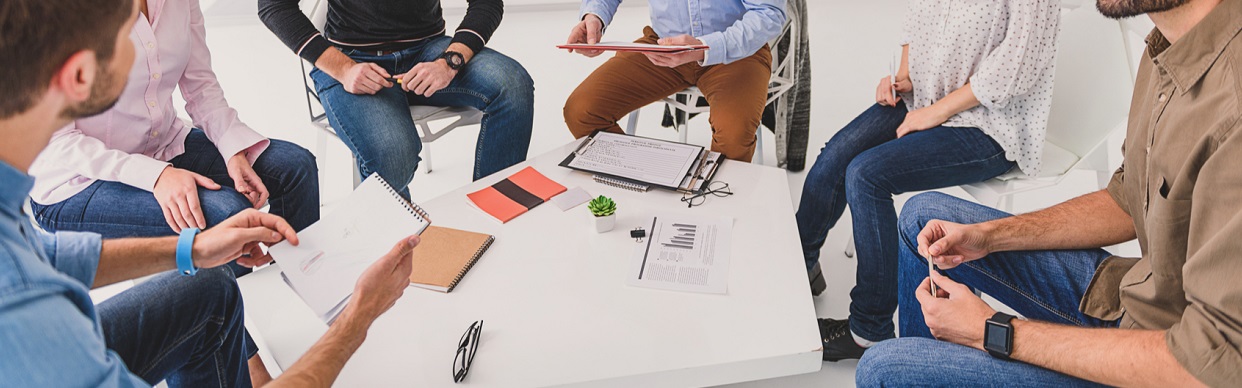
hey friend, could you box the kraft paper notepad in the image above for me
[409,226,495,293]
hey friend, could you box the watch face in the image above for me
[985,322,1009,349]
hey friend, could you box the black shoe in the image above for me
[819,318,866,362]
[808,262,826,296]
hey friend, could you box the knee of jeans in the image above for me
[200,190,254,226]
[856,340,925,387]
[185,267,242,308]
[898,192,956,238]
[492,63,535,104]
[844,156,892,198]
[269,141,318,174]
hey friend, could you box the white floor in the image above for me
[169,1,1141,386]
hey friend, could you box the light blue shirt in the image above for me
[581,0,787,66]
[0,161,147,387]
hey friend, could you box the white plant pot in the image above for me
[593,214,616,233]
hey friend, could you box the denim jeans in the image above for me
[795,102,1015,342]
[99,266,254,387]
[32,129,320,276]
[310,35,535,198]
[854,192,1117,387]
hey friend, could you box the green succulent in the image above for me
[588,195,617,217]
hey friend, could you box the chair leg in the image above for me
[423,142,433,173]
[754,125,765,165]
[352,160,363,188]
[315,129,329,200]
[845,236,856,258]
[625,110,640,135]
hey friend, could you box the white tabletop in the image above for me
[238,140,822,387]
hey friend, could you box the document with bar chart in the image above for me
[628,214,733,294]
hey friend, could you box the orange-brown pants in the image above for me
[564,27,772,162]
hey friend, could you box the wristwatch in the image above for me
[440,51,466,71]
[984,312,1016,360]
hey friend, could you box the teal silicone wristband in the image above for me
[177,228,201,276]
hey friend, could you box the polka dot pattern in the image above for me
[901,0,1061,176]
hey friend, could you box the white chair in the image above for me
[844,4,1135,258]
[300,0,482,188]
[622,18,800,166]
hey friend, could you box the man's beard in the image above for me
[60,66,124,119]
[1097,0,1191,19]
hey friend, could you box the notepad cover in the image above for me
[467,167,567,223]
[409,226,495,293]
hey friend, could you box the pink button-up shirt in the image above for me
[30,0,268,205]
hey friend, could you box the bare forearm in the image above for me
[930,83,980,119]
[94,237,177,288]
[984,190,1135,252]
[898,45,909,81]
[1012,320,1203,387]
[314,47,356,80]
[267,308,373,388]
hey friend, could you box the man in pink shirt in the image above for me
[28,0,319,279]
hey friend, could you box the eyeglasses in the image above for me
[680,181,733,208]
[453,320,483,383]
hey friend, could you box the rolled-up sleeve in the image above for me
[1165,128,1242,387]
[580,0,622,28]
[37,229,102,288]
[696,0,786,66]
[968,0,1060,110]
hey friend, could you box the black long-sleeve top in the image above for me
[258,0,503,63]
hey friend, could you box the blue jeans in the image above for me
[31,129,320,277]
[795,102,1015,342]
[310,36,534,198]
[855,192,1117,387]
[99,267,254,387]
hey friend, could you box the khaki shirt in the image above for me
[1084,1,1242,386]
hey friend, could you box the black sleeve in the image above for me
[452,0,504,56]
[258,0,333,63]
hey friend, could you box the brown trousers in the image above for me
[564,27,772,162]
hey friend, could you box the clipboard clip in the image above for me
[574,138,597,156]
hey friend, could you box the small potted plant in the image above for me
[588,195,617,233]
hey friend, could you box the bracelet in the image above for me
[176,228,201,276]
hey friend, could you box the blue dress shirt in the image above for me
[0,161,147,386]
[581,0,787,66]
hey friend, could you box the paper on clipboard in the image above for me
[558,42,709,53]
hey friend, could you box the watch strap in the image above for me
[176,228,201,277]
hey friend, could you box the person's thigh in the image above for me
[857,337,1107,387]
[845,126,1014,196]
[312,64,423,198]
[99,267,252,386]
[562,27,693,138]
[32,180,178,238]
[694,46,772,161]
[895,192,1118,338]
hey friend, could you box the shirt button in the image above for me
[148,101,157,107]
[1158,93,1167,102]
[151,131,158,138]
[152,73,161,80]
[147,42,155,49]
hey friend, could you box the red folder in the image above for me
[467,167,567,223]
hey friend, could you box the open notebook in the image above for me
[269,173,431,324]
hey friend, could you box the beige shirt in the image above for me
[1086,1,1242,386]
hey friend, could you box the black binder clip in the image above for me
[630,227,647,242]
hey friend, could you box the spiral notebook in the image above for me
[593,175,650,192]
[270,173,432,324]
[408,226,495,293]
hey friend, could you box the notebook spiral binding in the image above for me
[593,175,651,192]
[448,236,495,292]
[369,173,433,223]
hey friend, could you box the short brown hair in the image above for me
[0,0,134,118]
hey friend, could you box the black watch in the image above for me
[440,51,466,71]
[984,312,1016,360]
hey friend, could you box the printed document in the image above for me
[568,132,702,187]
[628,214,733,294]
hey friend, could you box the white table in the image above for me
[238,140,822,387]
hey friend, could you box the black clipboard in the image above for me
[559,130,726,193]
